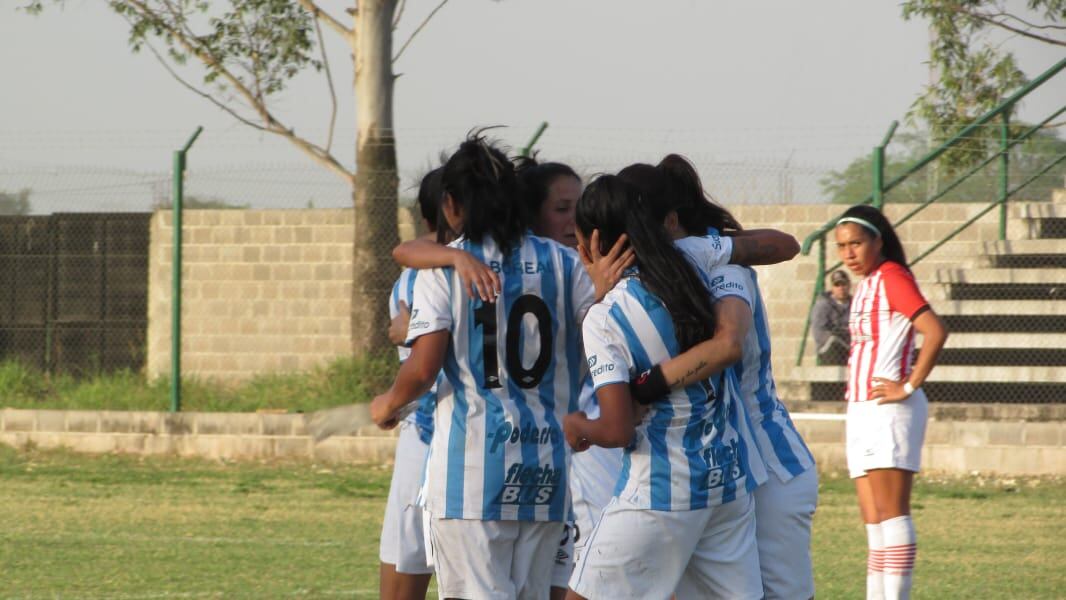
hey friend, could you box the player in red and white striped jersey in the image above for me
[834,204,948,600]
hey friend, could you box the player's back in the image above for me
[410,234,593,523]
[583,275,757,512]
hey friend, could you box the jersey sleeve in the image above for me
[705,264,754,308]
[405,267,453,345]
[881,263,929,319]
[675,234,733,272]
[581,304,632,391]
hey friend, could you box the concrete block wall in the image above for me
[147,208,418,381]
[146,203,998,384]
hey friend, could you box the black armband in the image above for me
[630,365,669,405]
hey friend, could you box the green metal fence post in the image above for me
[872,121,898,211]
[520,122,549,158]
[796,235,828,366]
[999,110,1011,241]
[170,126,203,413]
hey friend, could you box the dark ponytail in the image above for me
[657,154,741,234]
[415,166,444,232]
[441,133,526,256]
[839,204,908,268]
[576,175,717,352]
[515,155,580,221]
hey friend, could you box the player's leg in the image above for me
[380,423,433,599]
[568,497,700,600]
[868,468,916,600]
[753,468,818,599]
[676,493,762,600]
[854,475,885,600]
[549,521,575,600]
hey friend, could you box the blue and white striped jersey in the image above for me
[390,269,444,444]
[406,234,595,522]
[582,273,759,511]
[702,260,816,482]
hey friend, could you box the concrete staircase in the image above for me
[791,192,1066,404]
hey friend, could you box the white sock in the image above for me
[866,523,885,600]
[881,515,917,600]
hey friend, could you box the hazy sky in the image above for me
[2,0,1063,210]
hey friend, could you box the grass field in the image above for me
[0,356,395,413]
[0,446,1062,599]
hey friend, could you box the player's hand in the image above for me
[451,249,500,303]
[370,392,400,430]
[870,377,909,404]
[578,229,634,302]
[563,411,591,452]
[387,301,411,346]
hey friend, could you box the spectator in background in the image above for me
[812,269,852,365]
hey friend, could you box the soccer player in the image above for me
[563,175,763,599]
[647,154,819,600]
[371,135,594,599]
[835,204,947,600]
[377,167,449,600]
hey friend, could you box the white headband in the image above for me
[836,216,881,237]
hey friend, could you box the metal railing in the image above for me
[796,57,1066,366]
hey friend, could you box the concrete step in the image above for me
[933,299,1066,316]
[931,240,1066,269]
[1011,202,1066,219]
[931,268,1066,300]
[796,365,1066,384]
[946,332,1066,349]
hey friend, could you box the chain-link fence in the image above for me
[1,125,1064,407]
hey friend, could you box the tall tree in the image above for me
[902,0,1065,171]
[24,0,452,356]
[0,189,32,216]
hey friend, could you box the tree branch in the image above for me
[983,10,1066,31]
[393,0,407,30]
[314,14,339,154]
[122,0,354,184]
[393,0,450,63]
[965,8,1066,46]
[296,0,354,42]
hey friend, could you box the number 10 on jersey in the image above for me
[473,295,554,390]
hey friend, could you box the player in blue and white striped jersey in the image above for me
[631,154,818,600]
[371,136,594,600]
[563,175,763,600]
[378,167,450,600]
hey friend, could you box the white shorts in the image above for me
[846,389,928,479]
[379,421,432,574]
[569,445,623,564]
[754,467,819,600]
[549,521,575,589]
[428,517,559,600]
[569,494,762,600]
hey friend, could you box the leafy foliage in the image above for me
[902,0,1065,171]
[821,127,1066,204]
[0,188,32,215]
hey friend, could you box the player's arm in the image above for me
[630,296,751,402]
[563,383,636,450]
[392,239,500,302]
[871,308,948,403]
[370,330,449,428]
[728,229,800,266]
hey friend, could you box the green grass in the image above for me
[0,448,1063,599]
[0,354,397,412]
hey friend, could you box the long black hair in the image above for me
[416,167,443,232]
[616,162,674,223]
[441,133,526,256]
[576,175,717,352]
[838,204,908,268]
[657,154,742,234]
[515,155,580,221]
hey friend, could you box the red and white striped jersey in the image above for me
[846,261,929,403]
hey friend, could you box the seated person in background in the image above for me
[812,269,852,365]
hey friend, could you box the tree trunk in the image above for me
[351,0,400,357]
